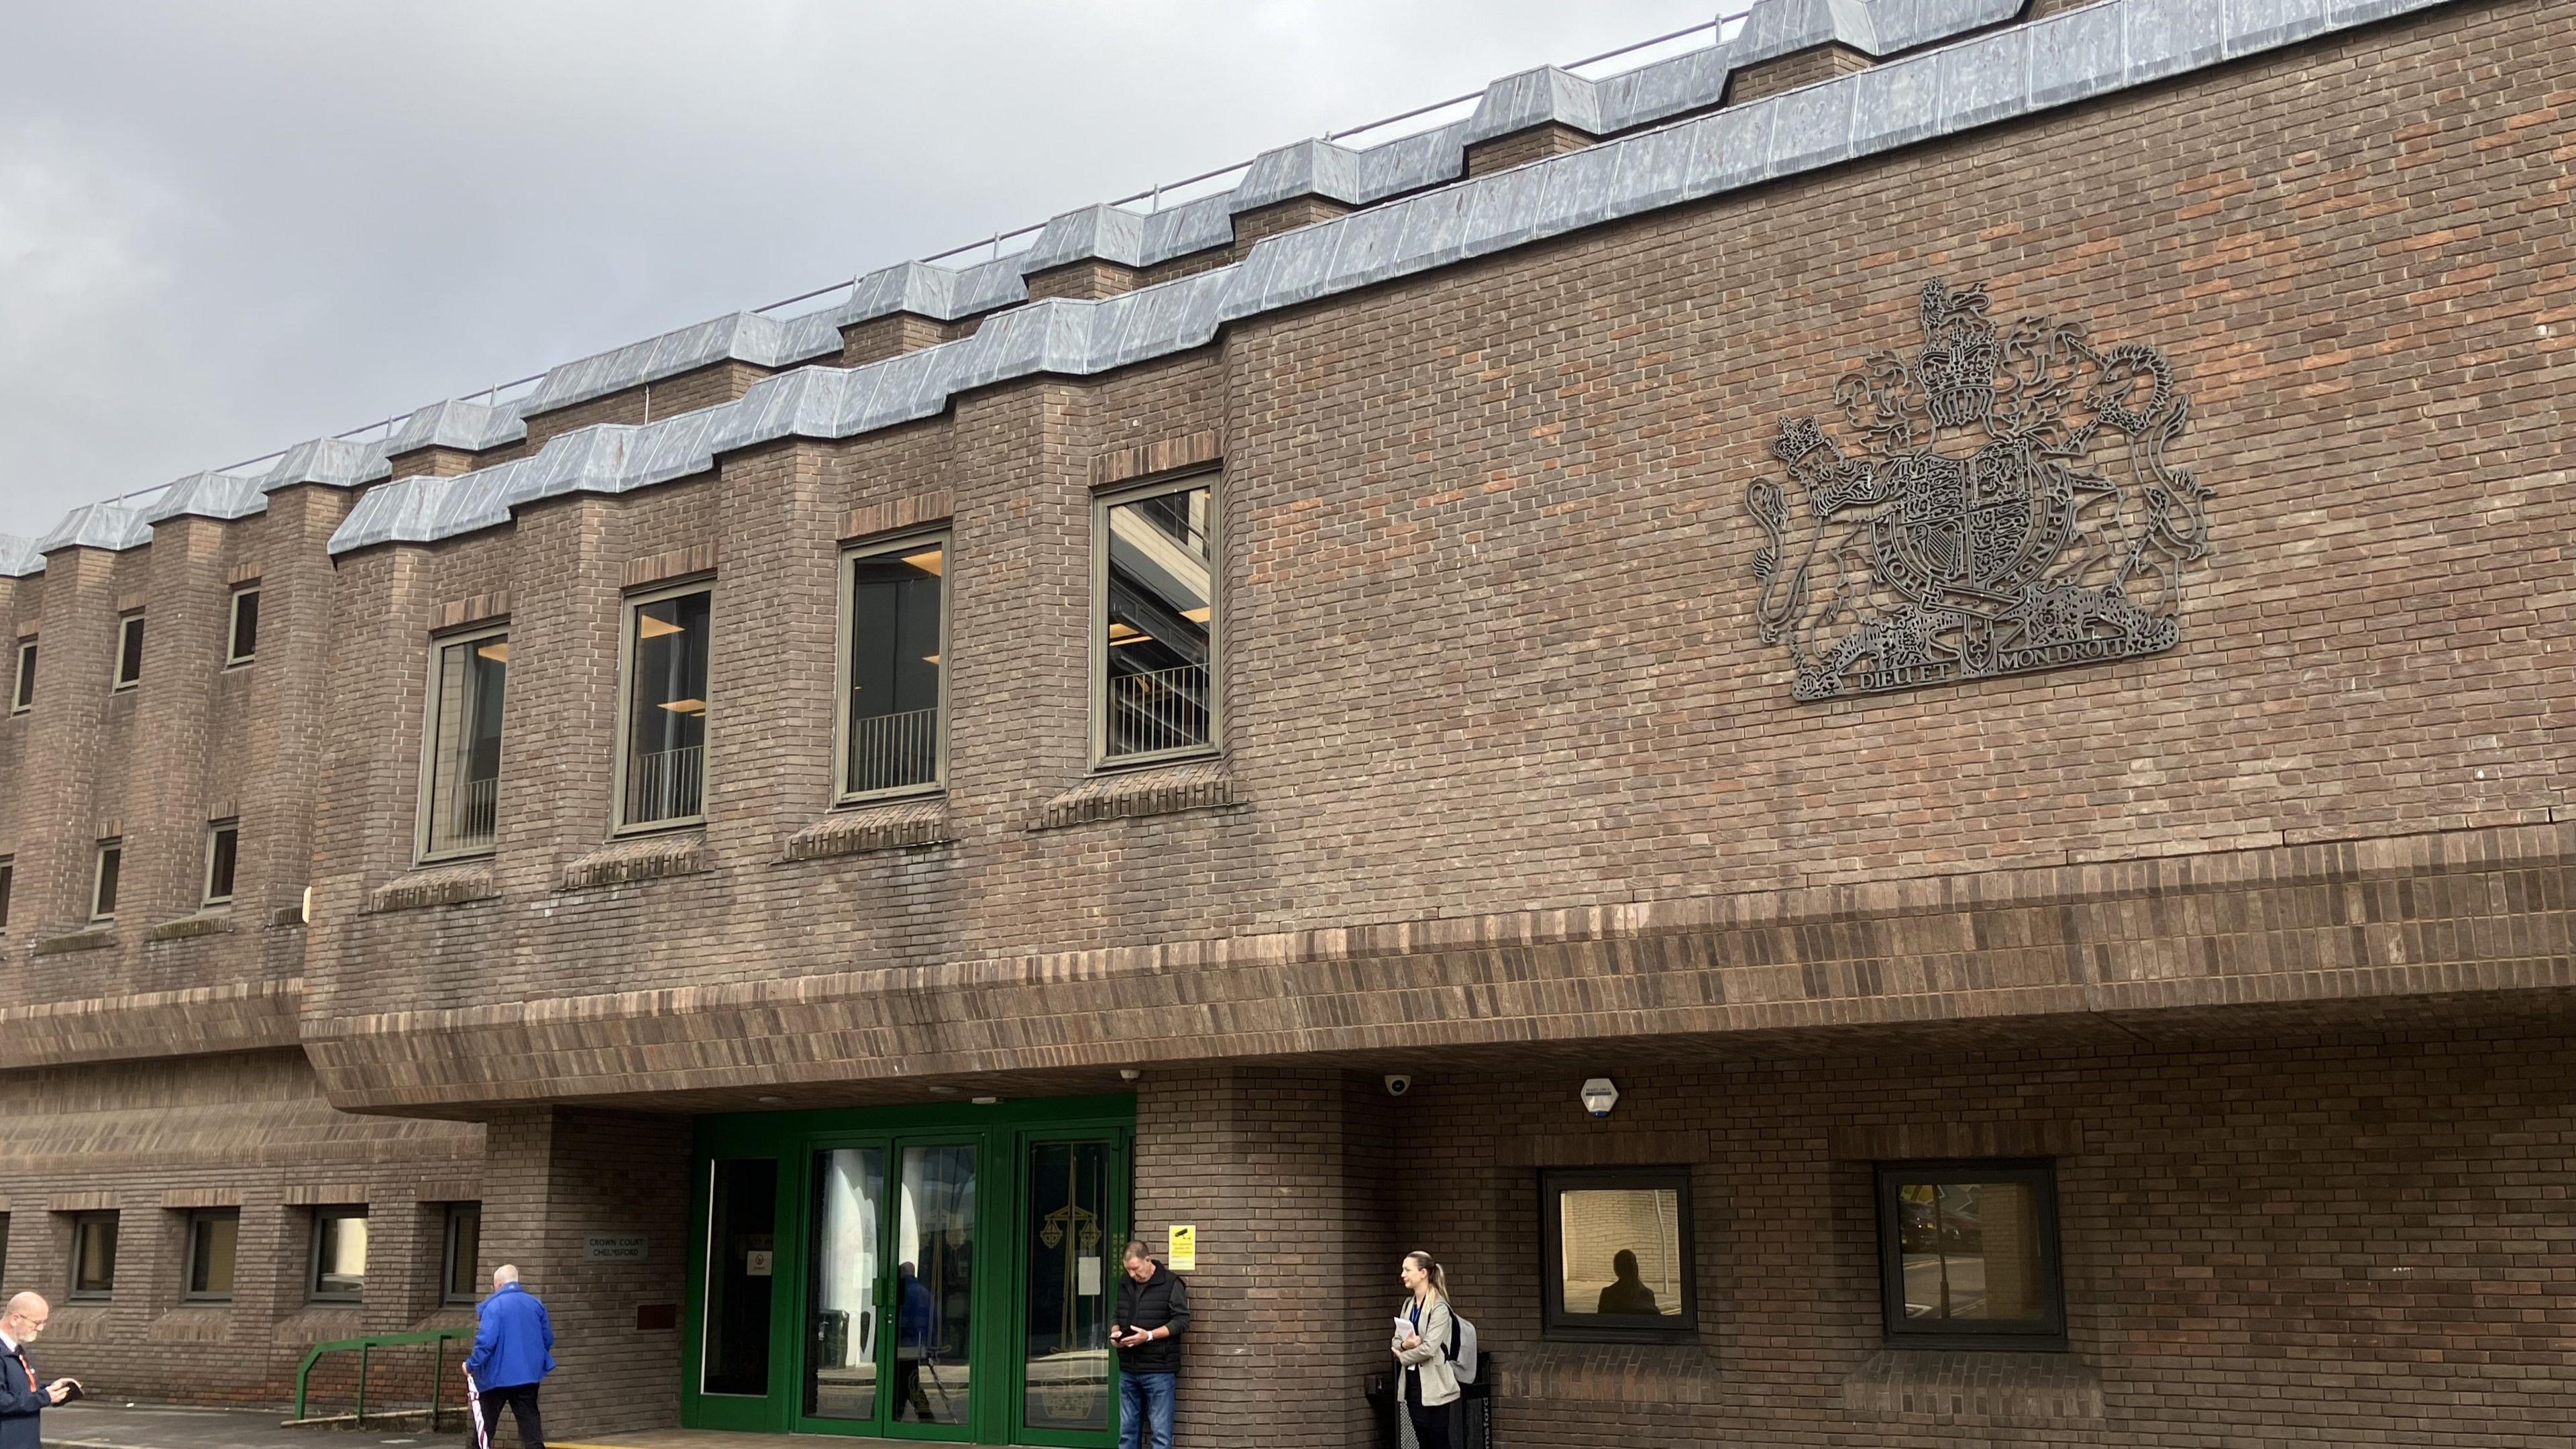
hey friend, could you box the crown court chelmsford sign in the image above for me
[1747,281,2211,702]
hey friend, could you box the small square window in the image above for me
[184,1208,239,1302]
[615,584,711,830]
[10,637,32,712]
[1095,476,1219,765]
[203,821,239,906]
[1876,1161,2068,1351]
[69,1212,119,1300]
[113,612,144,690]
[309,1205,368,1302]
[227,588,260,665]
[442,1203,482,1306]
[839,535,947,800]
[1538,1167,1697,1342]
[92,839,122,921]
[0,855,13,932]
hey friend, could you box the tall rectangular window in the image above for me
[0,855,13,932]
[1095,476,1218,763]
[442,1203,482,1305]
[617,584,711,829]
[421,629,508,859]
[113,611,144,690]
[310,1206,368,1302]
[185,1208,239,1302]
[203,821,239,906]
[227,587,260,665]
[1540,1167,1697,1342]
[839,536,946,800]
[9,637,30,712]
[1876,1161,2066,1350]
[70,1212,118,1300]
[91,839,122,921]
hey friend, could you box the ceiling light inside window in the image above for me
[475,641,510,663]
[659,698,707,715]
[637,614,686,639]
[899,549,945,577]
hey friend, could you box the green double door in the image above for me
[685,1097,1133,1446]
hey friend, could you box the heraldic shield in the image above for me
[1747,281,2210,702]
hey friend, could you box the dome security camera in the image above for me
[1384,1074,1412,1097]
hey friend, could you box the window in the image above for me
[616,584,710,829]
[0,855,13,932]
[419,629,508,859]
[1095,476,1218,764]
[69,1212,118,1300]
[113,611,144,690]
[91,839,121,921]
[203,821,239,906]
[1539,1167,1697,1342]
[1876,1161,2066,1350]
[838,535,946,800]
[310,1206,368,1301]
[9,637,30,712]
[442,1203,482,1305]
[184,1209,239,1302]
[227,587,260,665]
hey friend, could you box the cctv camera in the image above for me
[1384,1074,1412,1097]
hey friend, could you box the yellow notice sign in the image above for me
[1167,1224,1197,1272]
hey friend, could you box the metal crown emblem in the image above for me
[1748,281,2209,702]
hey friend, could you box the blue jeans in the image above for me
[1118,1370,1177,1449]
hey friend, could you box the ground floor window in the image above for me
[687,1095,1132,1446]
[1539,1166,1697,1342]
[1875,1160,2067,1350]
[310,1205,368,1302]
[69,1212,117,1299]
[184,1208,238,1301]
[443,1203,483,1305]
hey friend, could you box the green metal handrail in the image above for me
[292,1327,475,1426]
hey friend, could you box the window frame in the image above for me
[68,1211,119,1301]
[10,636,31,712]
[91,839,122,922]
[441,1202,483,1307]
[307,1205,369,1304]
[0,853,13,933]
[414,625,511,865]
[225,586,260,667]
[182,1207,240,1303]
[1090,471,1223,771]
[202,820,240,907]
[833,530,950,805]
[611,578,714,835]
[113,610,144,691]
[1874,1159,2068,1352]
[1536,1165,1700,1344]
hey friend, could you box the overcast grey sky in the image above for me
[0,1,1725,541]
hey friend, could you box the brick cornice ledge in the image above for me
[299,822,2576,1111]
[0,977,303,1070]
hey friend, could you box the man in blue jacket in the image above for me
[1,1293,79,1449]
[464,1266,554,1449]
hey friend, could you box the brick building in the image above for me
[2,0,2570,1444]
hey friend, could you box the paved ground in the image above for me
[46,1400,904,1449]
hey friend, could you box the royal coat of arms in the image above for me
[1747,281,2208,701]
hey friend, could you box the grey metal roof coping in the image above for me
[258,436,388,492]
[382,397,531,459]
[330,0,2457,559]
[0,535,39,577]
[143,472,269,525]
[36,502,154,557]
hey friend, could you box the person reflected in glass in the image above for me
[1391,1250,1461,1449]
[1595,1248,1662,1316]
[892,1262,935,1421]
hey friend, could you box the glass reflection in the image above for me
[703,1159,777,1396]
[1022,1140,1112,1432]
[894,1144,976,1426]
[1556,1187,1683,1320]
[1896,1180,2044,1322]
[806,1148,885,1421]
[1103,484,1213,758]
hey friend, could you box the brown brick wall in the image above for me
[1464,122,1596,177]
[1728,42,1873,104]
[519,359,774,450]
[841,312,957,366]
[1026,260,1141,303]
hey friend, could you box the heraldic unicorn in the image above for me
[1748,281,2209,702]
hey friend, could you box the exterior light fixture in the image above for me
[1580,1077,1619,1119]
[755,1095,786,1105]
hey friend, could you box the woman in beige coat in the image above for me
[1391,1250,1460,1449]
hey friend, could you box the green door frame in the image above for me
[682,1095,1136,1445]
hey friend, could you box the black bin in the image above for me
[1364,1358,1496,1449]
